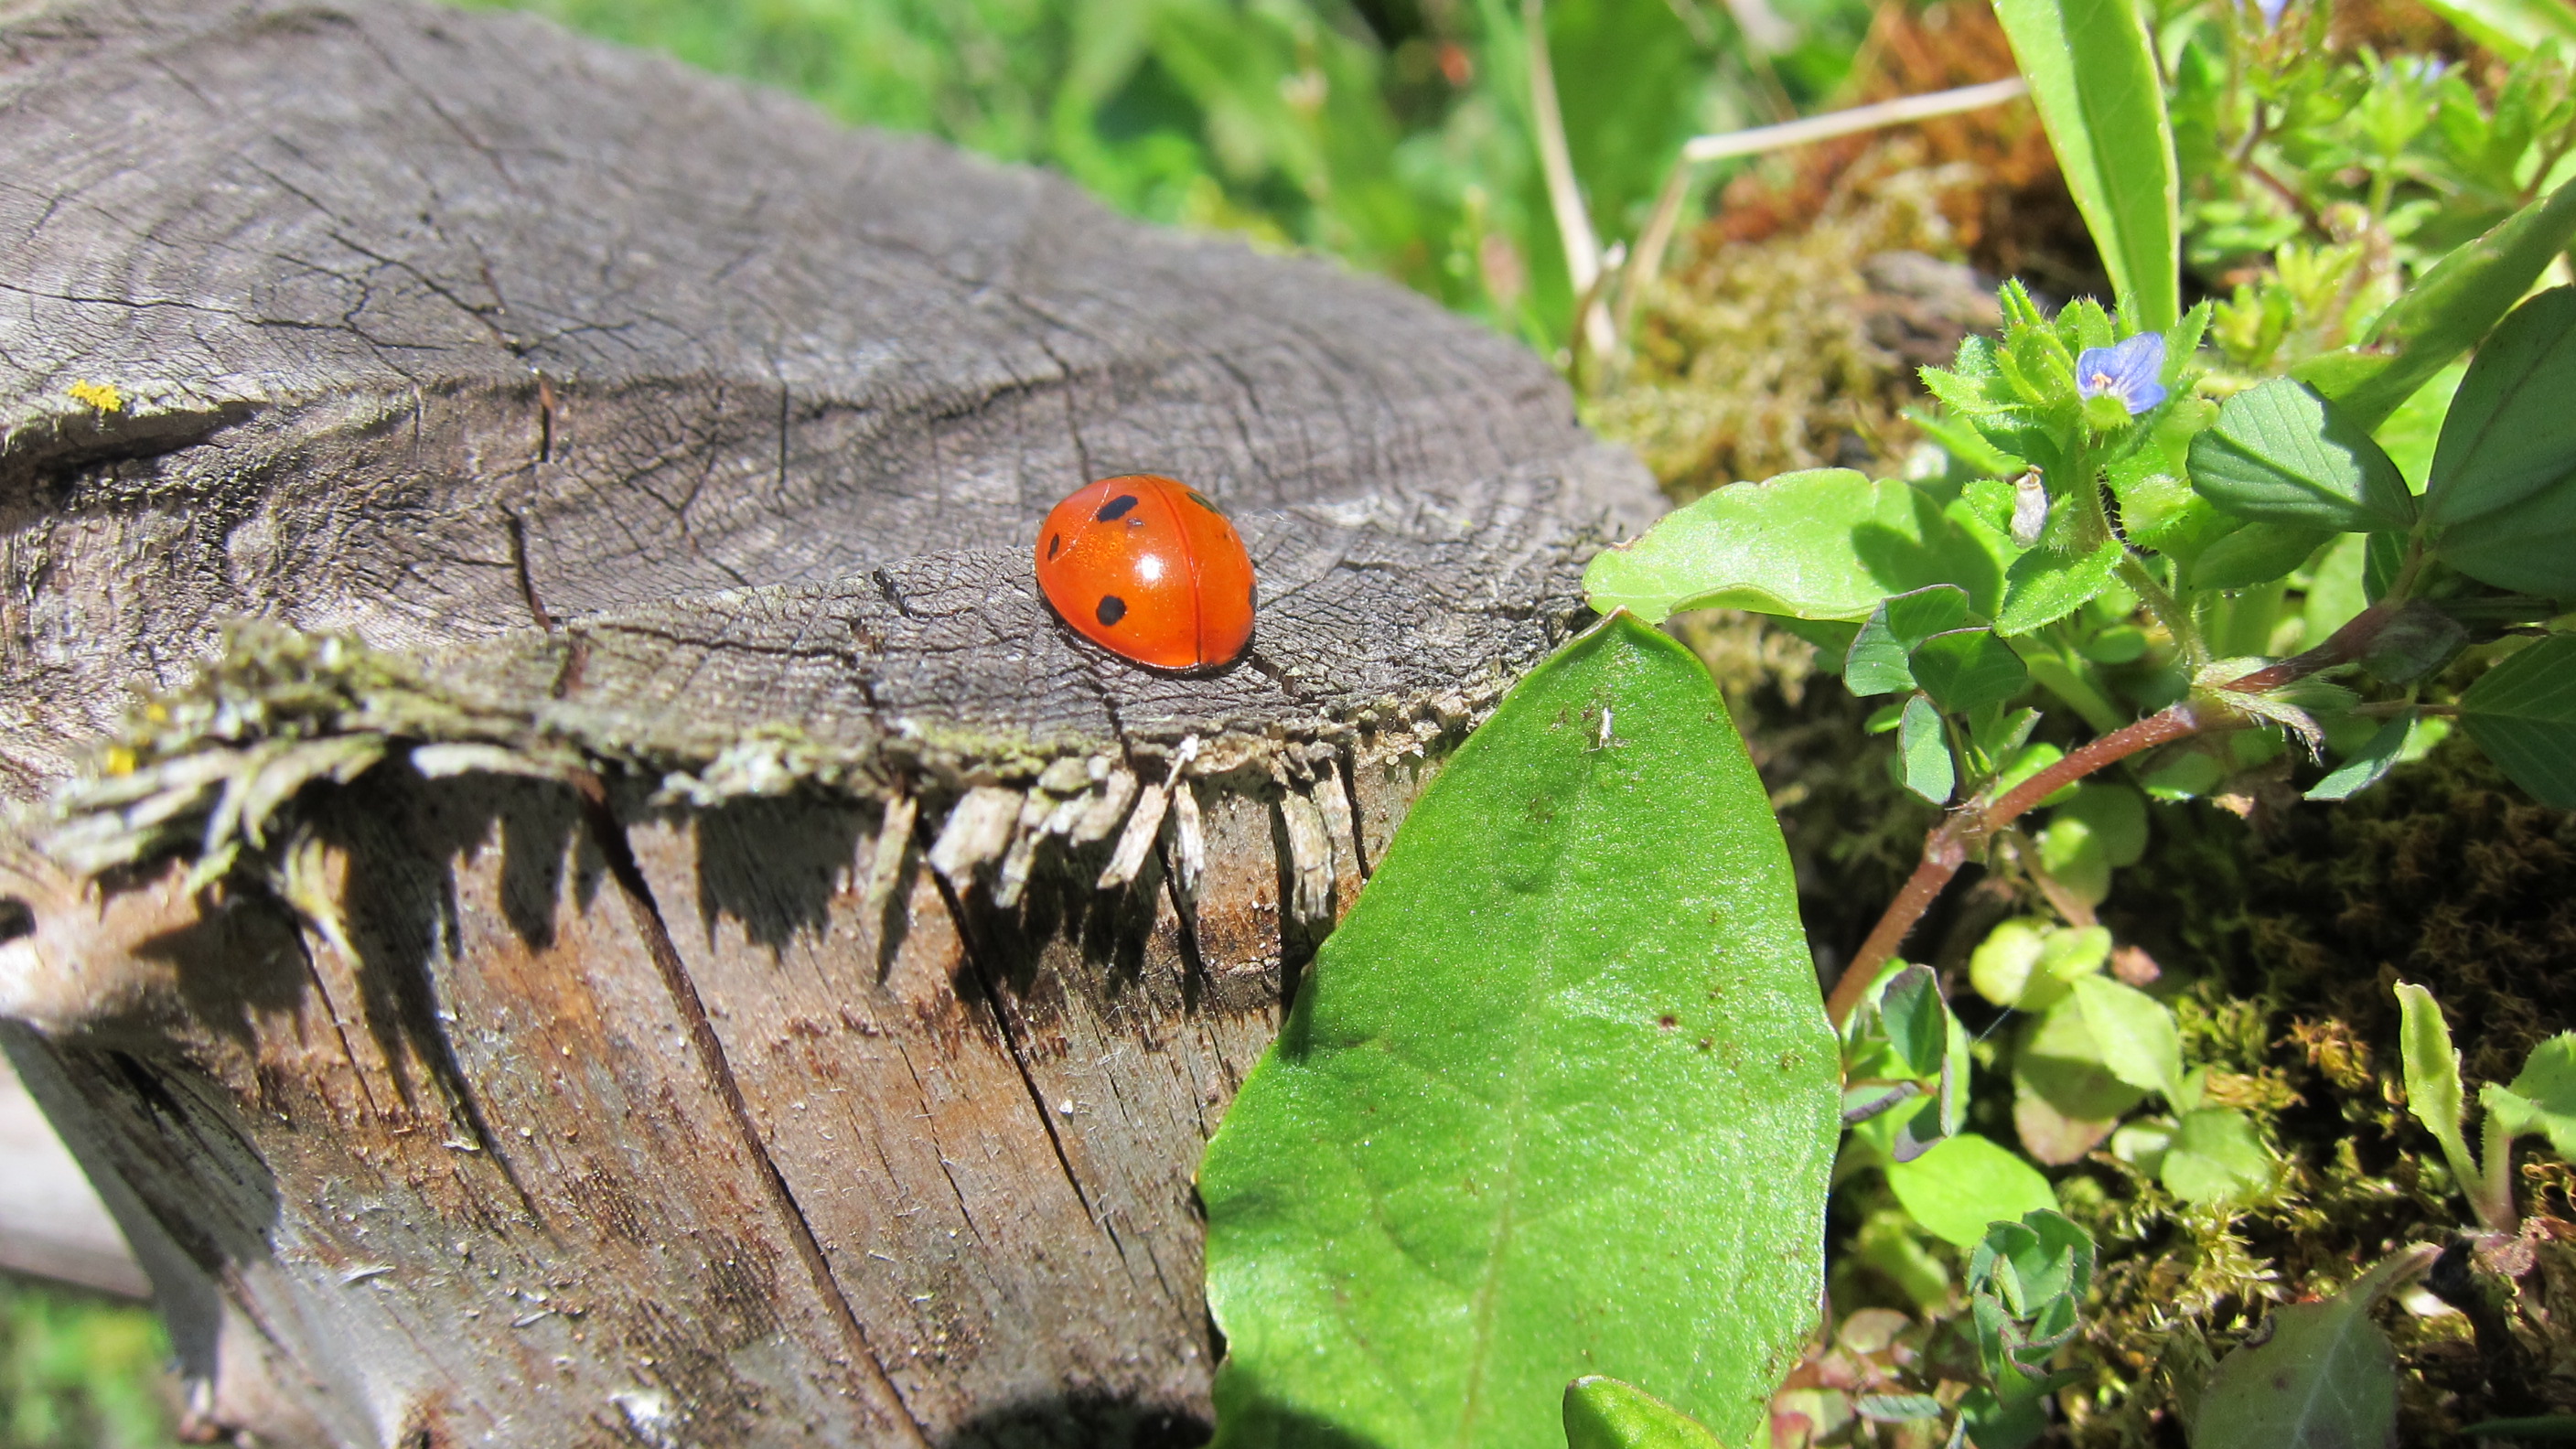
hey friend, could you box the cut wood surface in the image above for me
[0,0,1659,1443]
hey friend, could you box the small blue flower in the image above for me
[2077,333,2168,415]
[2254,0,2289,27]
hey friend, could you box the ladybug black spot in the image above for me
[1095,494,1141,522]
[1046,532,1062,559]
[1096,595,1128,627]
[1186,490,1225,515]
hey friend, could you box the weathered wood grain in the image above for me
[0,0,1660,1442]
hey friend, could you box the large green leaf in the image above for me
[2297,179,2576,433]
[2459,635,2576,808]
[1201,614,1836,1449]
[2429,288,2576,525]
[1993,0,2178,330]
[2426,288,2576,596]
[1582,470,2009,624]
[2186,379,2415,531]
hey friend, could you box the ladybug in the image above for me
[1035,474,1256,671]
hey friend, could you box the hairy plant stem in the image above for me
[2116,552,2201,668]
[1824,597,2403,1026]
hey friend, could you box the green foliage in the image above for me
[1992,0,2179,329]
[2298,179,2576,432]
[1956,1210,2097,1449]
[1199,615,1835,1449]
[1580,470,2007,625]
[1885,1134,2057,1248]
[2186,380,2415,532]
[2481,1034,2576,1159]
[0,1276,176,1449]
[2191,1250,2426,1449]
[2460,635,2576,808]
[1561,1377,1726,1449]
[2425,286,2576,594]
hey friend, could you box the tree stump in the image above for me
[0,0,1658,1443]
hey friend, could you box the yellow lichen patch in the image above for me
[66,379,124,413]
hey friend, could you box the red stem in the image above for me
[1821,601,2399,1026]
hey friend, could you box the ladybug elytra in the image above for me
[1035,474,1256,671]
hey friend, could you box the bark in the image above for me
[0,0,1658,1443]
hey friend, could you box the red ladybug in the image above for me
[1035,475,1256,671]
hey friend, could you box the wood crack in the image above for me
[568,775,930,1447]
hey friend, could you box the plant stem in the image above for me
[2480,1112,2519,1237]
[2117,552,2201,668]
[1824,599,2405,1025]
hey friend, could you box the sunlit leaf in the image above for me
[2417,0,2576,61]
[1885,1132,2058,1249]
[1562,1377,1728,1449]
[2186,379,2415,531]
[2069,976,2184,1104]
[2395,982,2481,1193]
[1582,470,2010,624]
[2482,1034,2576,1160]
[1993,0,2179,329]
[2297,178,2576,432]
[1201,614,1836,1449]
[1997,537,2124,635]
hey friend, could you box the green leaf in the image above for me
[2307,714,2415,800]
[2425,289,2576,597]
[2160,1107,2271,1205]
[1992,0,2179,331]
[2069,975,2184,1104]
[1910,628,2031,714]
[1898,693,1955,804]
[1885,1133,2058,1249]
[1969,1208,2096,1318]
[2014,1003,2150,1165]
[1877,964,1949,1081]
[1971,918,2057,1012]
[1844,585,1977,696]
[2460,636,2576,808]
[2180,521,2335,591]
[2186,379,2415,531]
[2297,179,2576,433]
[2484,1034,2576,1160]
[2417,0,2576,59]
[2395,982,2481,1195]
[1200,614,1836,1449]
[1997,537,2124,636]
[2192,1251,2424,1449]
[2038,810,2112,907]
[2049,783,2149,867]
[2429,287,2576,525]
[1562,1378,1728,1449]
[1582,469,2008,625]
